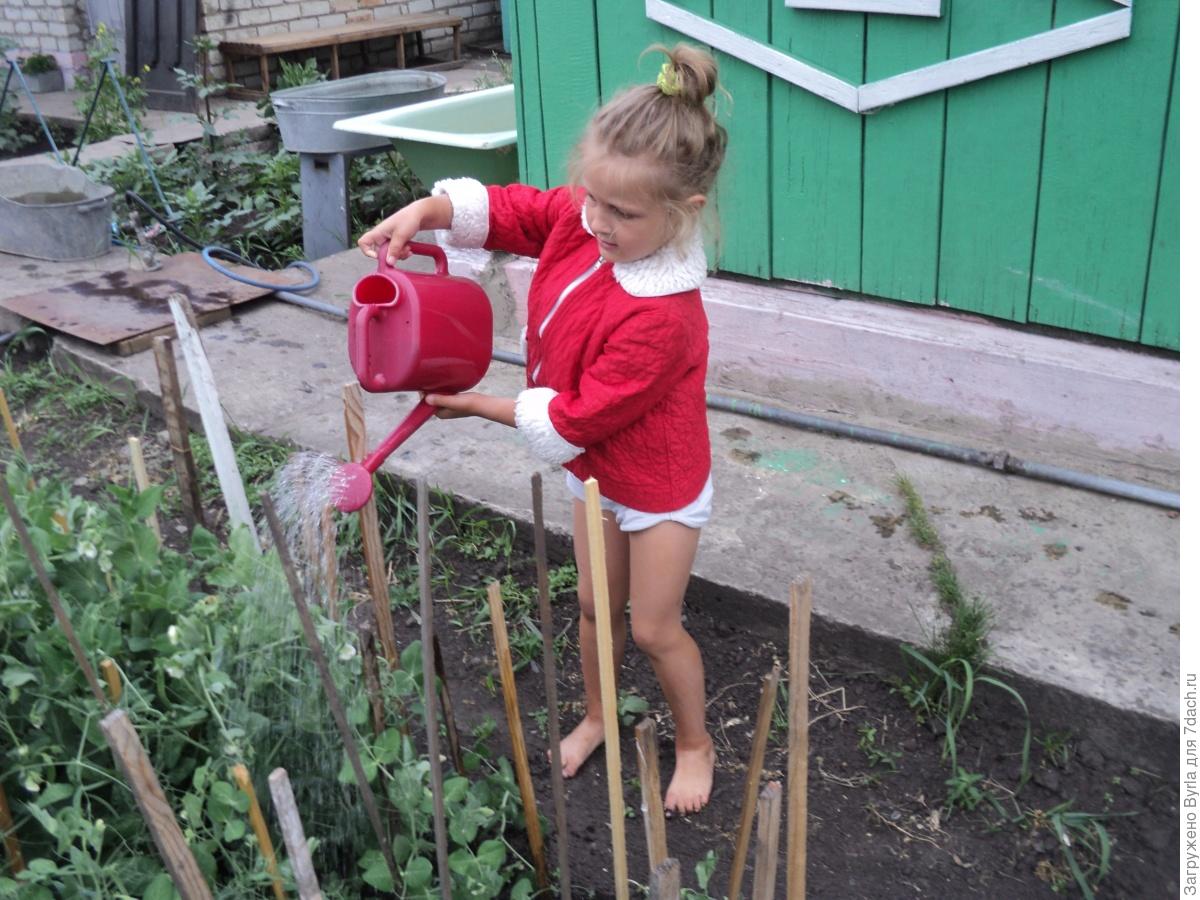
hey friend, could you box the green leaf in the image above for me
[25,858,58,876]
[223,817,246,842]
[510,876,534,900]
[143,872,180,900]
[359,850,393,892]
[133,485,164,521]
[211,780,249,813]
[1,665,36,690]
[403,855,433,891]
[34,783,74,808]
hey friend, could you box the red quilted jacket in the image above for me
[435,179,711,512]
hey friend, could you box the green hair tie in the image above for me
[656,62,682,97]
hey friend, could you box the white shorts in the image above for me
[565,472,713,532]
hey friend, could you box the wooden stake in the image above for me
[532,472,571,898]
[787,576,813,900]
[168,294,258,550]
[261,494,401,890]
[729,664,781,900]
[583,477,629,900]
[0,387,22,455]
[751,782,783,900]
[100,658,122,704]
[0,782,25,875]
[417,480,452,900]
[358,621,387,739]
[648,858,680,900]
[321,503,337,618]
[127,436,163,545]
[231,764,285,900]
[431,634,465,776]
[267,768,323,900]
[634,718,668,873]
[342,383,396,668]
[0,477,106,707]
[486,580,550,891]
[100,710,212,899]
[152,336,205,531]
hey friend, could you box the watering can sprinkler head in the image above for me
[330,461,374,513]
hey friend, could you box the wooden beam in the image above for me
[751,782,783,900]
[167,294,258,550]
[231,764,285,900]
[649,858,680,900]
[583,477,629,900]
[728,664,781,900]
[100,658,122,704]
[0,782,25,875]
[127,436,162,545]
[100,710,212,899]
[0,386,23,455]
[787,576,813,900]
[267,768,323,900]
[152,336,205,532]
[634,718,668,872]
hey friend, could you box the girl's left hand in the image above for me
[423,392,480,420]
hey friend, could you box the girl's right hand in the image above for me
[357,204,423,265]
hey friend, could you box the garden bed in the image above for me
[0,341,1179,898]
[0,118,79,163]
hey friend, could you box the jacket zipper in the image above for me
[531,256,603,383]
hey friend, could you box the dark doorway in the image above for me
[125,0,198,111]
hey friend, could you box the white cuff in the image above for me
[431,178,489,248]
[515,388,583,465]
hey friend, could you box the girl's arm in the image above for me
[423,392,516,428]
[357,194,454,265]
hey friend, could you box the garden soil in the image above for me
[1,344,1179,899]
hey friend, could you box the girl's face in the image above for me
[581,157,705,264]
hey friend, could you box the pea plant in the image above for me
[0,464,536,898]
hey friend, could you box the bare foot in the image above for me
[557,716,605,778]
[664,738,715,816]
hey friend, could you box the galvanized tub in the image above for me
[0,163,114,261]
[271,71,448,154]
[334,84,518,187]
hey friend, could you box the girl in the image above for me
[358,44,727,815]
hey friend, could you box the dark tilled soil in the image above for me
[3,346,1179,898]
[0,117,80,162]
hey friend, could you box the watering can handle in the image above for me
[375,240,449,276]
[354,304,378,378]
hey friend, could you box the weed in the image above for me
[943,767,989,815]
[617,690,650,727]
[1036,730,1074,769]
[1021,802,1121,899]
[856,723,902,771]
[473,52,514,91]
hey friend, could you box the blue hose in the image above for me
[201,246,321,292]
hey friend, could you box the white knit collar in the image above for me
[581,206,708,298]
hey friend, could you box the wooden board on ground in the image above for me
[0,252,298,355]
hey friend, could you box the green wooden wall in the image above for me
[509,0,1179,350]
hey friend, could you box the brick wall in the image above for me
[203,0,502,89]
[1,0,89,83]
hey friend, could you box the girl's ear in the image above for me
[687,193,708,211]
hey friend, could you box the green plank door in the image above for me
[596,0,676,102]
[1140,32,1179,351]
[937,0,1051,322]
[712,1,771,279]
[511,0,547,187]
[770,8,864,290]
[860,6,951,305]
[529,0,601,185]
[1029,0,1179,341]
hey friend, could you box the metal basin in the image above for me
[271,71,448,154]
[0,163,114,261]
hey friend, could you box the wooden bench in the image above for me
[219,14,463,99]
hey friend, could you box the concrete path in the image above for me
[11,245,1177,724]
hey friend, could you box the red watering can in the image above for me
[330,241,492,512]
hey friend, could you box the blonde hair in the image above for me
[569,43,728,249]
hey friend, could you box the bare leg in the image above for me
[629,521,713,815]
[558,499,629,778]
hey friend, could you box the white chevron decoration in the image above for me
[786,0,941,15]
[645,0,1132,113]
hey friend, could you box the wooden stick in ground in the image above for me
[417,480,452,900]
[152,336,205,531]
[787,576,813,900]
[0,477,106,707]
[648,858,681,900]
[357,620,387,739]
[0,386,22,455]
[728,663,782,900]
[634,718,668,872]
[321,503,337,618]
[231,764,285,900]
[431,634,465,776]
[100,709,212,900]
[167,294,258,550]
[751,782,783,900]
[127,436,163,545]
[486,580,550,891]
[100,658,122,704]
[532,472,572,898]
[267,768,323,900]
[342,383,396,668]
[0,782,25,875]
[583,476,629,900]
[261,493,401,890]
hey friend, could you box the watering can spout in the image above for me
[330,401,437,512]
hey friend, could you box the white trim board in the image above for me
[785,0,941,16]
[645,0,1132,113]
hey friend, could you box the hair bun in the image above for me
[655,43,718,105]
